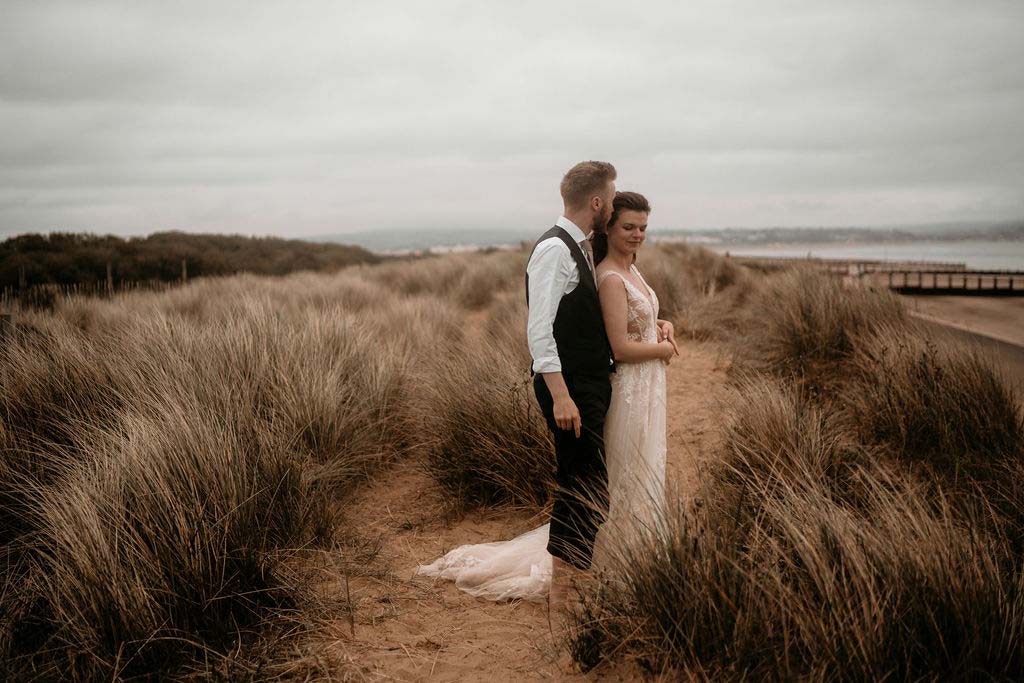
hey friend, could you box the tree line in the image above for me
[1,230,380,288]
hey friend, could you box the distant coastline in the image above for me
[712,240,1024,271]
[307,219,1024,258]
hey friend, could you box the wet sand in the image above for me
[902,295,1024,387]
[901,295,1024,347]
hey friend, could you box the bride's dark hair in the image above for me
[593,191,651,265]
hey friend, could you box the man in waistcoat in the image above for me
[525,160,617,625]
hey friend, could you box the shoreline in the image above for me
[900,295,1024,386]
[908,310,1022,349]
[706,239,1024,272]
[899,295,1024,348]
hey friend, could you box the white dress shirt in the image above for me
[526,216,593,374]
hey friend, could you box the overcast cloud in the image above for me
[1,0,1022,238]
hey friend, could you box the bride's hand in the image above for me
[657,320,680,358]
[667,333,680,357]
[657,339,675,362]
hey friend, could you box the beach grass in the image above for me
[5,243,1019,680]
[569,267,1024,680]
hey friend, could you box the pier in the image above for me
[874,270,1024,296]
[730,255,1024,296]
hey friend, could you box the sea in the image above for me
[709,240,1024,271]
[309,229,1024,272]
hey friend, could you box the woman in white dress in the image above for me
[415,191,675,603]
[592,191,675,548]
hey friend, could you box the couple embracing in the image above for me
[418,160,677,627]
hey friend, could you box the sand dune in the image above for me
[313,339,730,681]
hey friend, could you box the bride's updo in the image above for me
[593,191,651,265]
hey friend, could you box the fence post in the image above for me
[106,261,114,295]
[181,258,187,284]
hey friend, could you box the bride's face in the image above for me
[607,209,649,257]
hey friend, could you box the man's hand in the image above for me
[553,395,582,438]
[541,371,582,438]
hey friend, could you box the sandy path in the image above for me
[315,339,730,681]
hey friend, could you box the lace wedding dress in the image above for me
[415,264,667,602]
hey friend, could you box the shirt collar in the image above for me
[555,215,590,243]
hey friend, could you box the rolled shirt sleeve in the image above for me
[526,238,575,374]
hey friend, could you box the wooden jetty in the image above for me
[731,255,1024,296]
[869,270,1024,296]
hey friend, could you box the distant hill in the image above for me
[0,231,380,288]
[308,220,1024,253]
[661,221,1024,246]
[306,228,537,253]
[897,220,1024,239]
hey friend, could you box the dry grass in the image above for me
[416,341,555,512]
[639,242,753,337]
[572,376,1024,680]
[0,270,456,679]
[570,266,1024,681]
[361,249,528,310]
[732,267,908,386]
[0,244,587,678]
[845,326,1023,472]
[13,241,1011,680]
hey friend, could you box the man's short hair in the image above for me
[560,161,617,211]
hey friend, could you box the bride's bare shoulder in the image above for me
[597,265,625,287]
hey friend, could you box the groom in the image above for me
[525,160,617,620]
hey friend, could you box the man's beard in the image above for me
[592,207,612,234]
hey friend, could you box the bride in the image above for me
[415,191,675,604]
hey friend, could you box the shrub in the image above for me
[846,326,1023,474]
[571,377,1024,680]
[416,340,554,511]
[6,401,330,680]
[0,268,451,678]
[734,268,907,385]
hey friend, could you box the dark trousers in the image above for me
[534,372,611,570]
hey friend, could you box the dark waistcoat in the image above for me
[525,226,615,376]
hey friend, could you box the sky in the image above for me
[1,0,1023,240]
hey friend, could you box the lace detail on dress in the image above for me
[597,266,660,344]
[597,268,660,415]
[592,264,667,565]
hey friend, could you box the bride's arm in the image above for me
[599,277,675,363]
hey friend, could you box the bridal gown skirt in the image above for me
[414,523,553,602]
[600,357,668,544]
[415,360,667,603]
